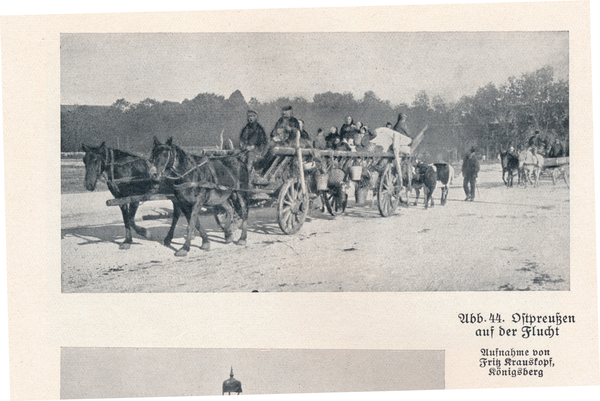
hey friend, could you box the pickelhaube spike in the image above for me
[223,366,242,395]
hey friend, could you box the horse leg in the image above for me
[118,204,133,250]
[413,187,420,206]
[522,169,529,187]
[163,201,182,247]
[528,169,534,186]
[175,203,200,257]
[219,200,236,244]
[440,185,448,206]
[129,201,150,239]
[424,187,429,209]
[236,193,249,246]
[190,200,211,252]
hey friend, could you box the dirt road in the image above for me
[61,163,570,292]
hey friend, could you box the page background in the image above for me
[2,1,599,400]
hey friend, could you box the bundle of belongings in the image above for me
[369,127,413,156]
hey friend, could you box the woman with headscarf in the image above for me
[325,126,340,149]
[340,116,359,141]
[313,128,327,150]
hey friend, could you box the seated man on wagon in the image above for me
[254,106,313,184]
[240,110,268,151]
[270,105,301,143]
[239,109,268,177]
[548,138,564,158]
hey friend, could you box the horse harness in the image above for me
[155,145,247,193]
[101,148,153,197]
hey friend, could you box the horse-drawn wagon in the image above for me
[543,156,570,187]
[85,126,426,255]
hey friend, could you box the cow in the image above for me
[412,162,437,209]
[432,163,454,205]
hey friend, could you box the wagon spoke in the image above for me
[290,184,298,200]
[280,207,291,222]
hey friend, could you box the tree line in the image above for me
[62,65,568,161]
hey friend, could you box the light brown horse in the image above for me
[519,149,544,187]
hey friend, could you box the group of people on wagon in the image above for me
[239,105,416,154]
[238,105,418,182]
[503,130,568,161]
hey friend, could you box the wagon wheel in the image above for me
[377,163,401,217]
[321,187,346,216]
[277,178,310,234]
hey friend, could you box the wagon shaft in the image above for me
[106,193,177,206]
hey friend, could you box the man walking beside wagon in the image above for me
[462,147,480,201]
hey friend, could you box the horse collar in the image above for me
[109,148,115,182]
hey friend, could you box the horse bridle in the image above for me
[152,144,211,181]
[151,144,177,181]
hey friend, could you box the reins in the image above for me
[154,145,211,181]
[164,159,211,180]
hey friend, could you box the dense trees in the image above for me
[63,66,568,160]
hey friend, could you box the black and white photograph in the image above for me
[61,31,570,292]
[60,348,444,398]
[4,2,599,400]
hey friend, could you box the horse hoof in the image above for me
[163,239,171,247]
[200,243,211,251]
[119,242,131,250]
[175,249,188,257]
[237,240,247,246]
[225,235,234,244]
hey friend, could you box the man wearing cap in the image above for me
[271,105,301,144]
[462,147,480,201]
[239,110,268,151]
[239,110,268,178]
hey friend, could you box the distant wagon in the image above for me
[543,156,570,188]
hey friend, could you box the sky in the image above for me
[60,31,568,107]
[60,348,444,398]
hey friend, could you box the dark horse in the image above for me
[500,150,520,187]
[149,137,249,257]
[82,142,182,249]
